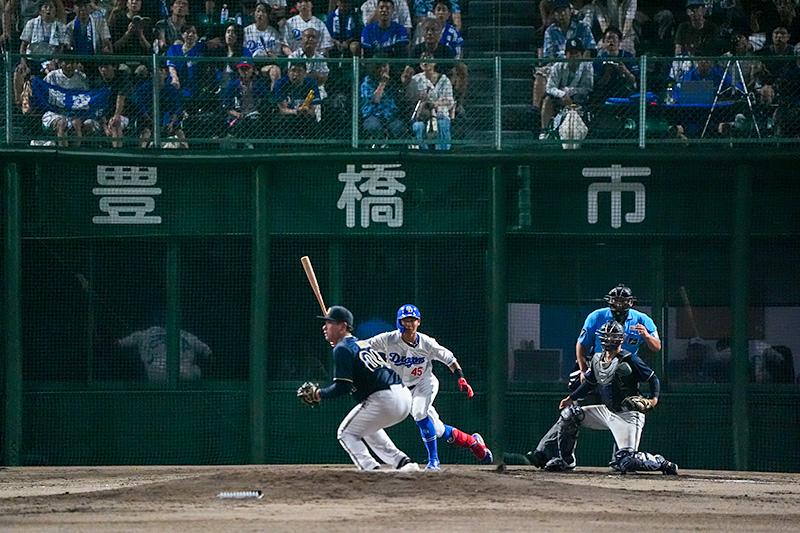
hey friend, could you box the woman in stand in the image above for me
[410,53,454,150]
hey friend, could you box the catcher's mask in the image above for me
[604,284,636,318]
[598,320,625,351]
[396,304,421,333]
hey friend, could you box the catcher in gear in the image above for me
[532,320,678,475]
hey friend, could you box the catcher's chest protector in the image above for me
[591,354,620,385]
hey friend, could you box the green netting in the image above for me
[2,153,800,471]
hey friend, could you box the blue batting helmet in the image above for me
[396,304,421,332]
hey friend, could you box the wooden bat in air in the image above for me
[300,256,328,315]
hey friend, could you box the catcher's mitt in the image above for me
[621,395,655,413]
[297,381,321,407]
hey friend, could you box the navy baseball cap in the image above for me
[317,305,354,325]
[565,38,584,52]
[686,0,705,7]
[552,0,571,10]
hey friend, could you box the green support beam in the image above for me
[731,164,752,471]
[4,162,22,466]
[250,165,270,464]
[488,166,507,462]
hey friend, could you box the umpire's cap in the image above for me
[317,305,354,326]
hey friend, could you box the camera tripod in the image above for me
[701,58,761,139]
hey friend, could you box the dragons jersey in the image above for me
[366,331,456,388]
[332,335,402,403]
[583,350,656,412]
[578,308,659,357]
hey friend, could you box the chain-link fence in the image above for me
[3,52,800,149]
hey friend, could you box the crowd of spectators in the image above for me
[2,0,800,146]
[532,0,800,140]
[0,0,465,147]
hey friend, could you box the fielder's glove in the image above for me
[457,377,474,398]
[621,395,655,413]
[297,381,321,407]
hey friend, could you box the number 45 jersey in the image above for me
[333,335,403,403]
[366,331,456,389]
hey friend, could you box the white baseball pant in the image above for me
[410,374,446,437]
[580,405,645,450]
[337,384,412,470]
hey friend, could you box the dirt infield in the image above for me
[1,465,799,532]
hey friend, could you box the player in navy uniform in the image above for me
[526,284,661,467]
[540,321,678,474]
[312,305,418,471]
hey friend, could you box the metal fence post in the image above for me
[639,55,647,149]
[494,56,502,151]
[4,162,22,466]
[5,51,13,145]
[152,54,160,148]
[351,56,359,149]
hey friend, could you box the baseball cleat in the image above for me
[661,461,679,476]
[396,456,412,470]
[398,462,421,472]
[544,457,576,472]
[425,460,441,472]
[471,433,494,465]
[526,450,549,468]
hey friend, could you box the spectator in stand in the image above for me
[533,0,596,134]
[325,0,360,57]
[211,22,254,88]
[65,0,112,56]
[15,0,69,105]
[244,1,280,56]
[289,27,329,98]
[3,0,66,48]
[773,42,800,136]
[93,60,132,147]
[166,24,221,110]
[541,37,593,136]
[579,0,638,54]
[755,26,795,104]
[221,59,272,142]
[412,0,461,30]
[273,60,322,135]
[674,0,723,56]
[361,0,411,34]
[749,0,780,47]
[41,53,99,146]
[412,17,452,60]
[281,0,333,55]
[409,52,454,150]
[109,0,153,57]
[360,0,408,57]
[244,2,282,82]
[775,0,800,45]
[360,60,406,141]
[130,64,185,146]
[432,0,462,59]
[153,0,189,53]
[591,26,638,106]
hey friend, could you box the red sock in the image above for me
[448,428,476,449]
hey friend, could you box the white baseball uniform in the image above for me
[367,331,456,437]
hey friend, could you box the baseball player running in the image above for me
[527,283,661,466]
[366,304,493,471]
[297,305,419,471]
[540,320,678,475]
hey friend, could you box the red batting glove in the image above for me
[458,377,474,398]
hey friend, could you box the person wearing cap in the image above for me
[533,0,595,135]
[306,305,418,471]
[674,0,722,56]
[541,37,593,136]
[221,59,271,143]
[273,60,322,133]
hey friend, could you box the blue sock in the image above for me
[416,417,439,464]
[442,424,454,442]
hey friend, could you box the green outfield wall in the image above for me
[2,148,799,471]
